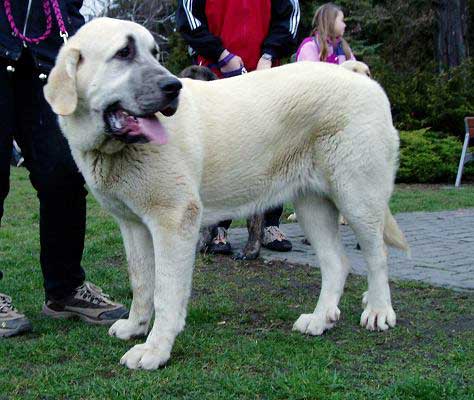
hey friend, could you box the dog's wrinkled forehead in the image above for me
[72,17,157,60]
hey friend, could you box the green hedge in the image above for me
[372,59,474,138]
[397,129,474,183]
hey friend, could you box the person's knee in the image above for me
[32,168,86,200]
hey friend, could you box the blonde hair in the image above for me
[311,3,352,61]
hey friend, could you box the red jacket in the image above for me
[176,0,300,72]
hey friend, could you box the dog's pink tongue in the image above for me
[137,116,168,145]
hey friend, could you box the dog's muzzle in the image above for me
[103,77,182,145]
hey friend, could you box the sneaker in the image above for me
[0,293,32,338]
[207,227,233,255]
[262,226,292,252]
[42,282,128,326]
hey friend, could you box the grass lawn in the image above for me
[1,168,473,399]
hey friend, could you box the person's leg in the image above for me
[263,206,283,228]
[14,52,127,324]
[262,205,292,252]
[0,57,32,337]
[13,52,87,300]
[0,58,15,227]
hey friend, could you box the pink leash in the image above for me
[4,0,69,44]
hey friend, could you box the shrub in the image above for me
[372,59,474,138]
[397,129,474,183]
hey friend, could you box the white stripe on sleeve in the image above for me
[184,0,202,30]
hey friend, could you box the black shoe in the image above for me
[207,227,233,255]
[43,282,129,326]
[262,226,292,252]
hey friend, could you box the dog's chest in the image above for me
[90,186,140,222]
[80,154,142,222]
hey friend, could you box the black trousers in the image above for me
[217,205,284,231]
[0,51,87,300]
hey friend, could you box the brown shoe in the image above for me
[42,282,128,326]
[207,227,233,255]
[262,226,292,252]
[0,293,32,338]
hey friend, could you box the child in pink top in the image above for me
[296,3,355,64]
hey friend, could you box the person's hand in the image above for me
[256,56,272,70]
[220,54,244,74]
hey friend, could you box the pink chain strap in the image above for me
[4,0,68,45]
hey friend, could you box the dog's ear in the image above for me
[44,48,81,116]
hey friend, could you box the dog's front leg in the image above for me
[120,202,201,370]
[109,220,155,340]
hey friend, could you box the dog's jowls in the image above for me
[44,18,409,370]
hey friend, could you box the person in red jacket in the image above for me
[177,0,300,255]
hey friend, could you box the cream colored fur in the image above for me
[44,18,408,370]
[341,60,372,77]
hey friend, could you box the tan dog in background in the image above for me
[341,60,372,77]
[45,18,408,370]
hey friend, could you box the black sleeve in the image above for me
[262,0,300,59]
[176,0,225,62]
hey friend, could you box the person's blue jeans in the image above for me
[0,51,87,300]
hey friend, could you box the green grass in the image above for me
[1,168,473,399]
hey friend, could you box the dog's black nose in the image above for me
[158,77,182,98]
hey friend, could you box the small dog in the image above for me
[341,60,371,78]
[180,65,264,260]
[179,65,218,81]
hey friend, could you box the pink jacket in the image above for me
[296,35,355,64]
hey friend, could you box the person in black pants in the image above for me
[0,0,127,338]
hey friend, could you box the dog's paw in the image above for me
[292,309,340,336]
[233,250,259,261]
[120,343,171,370]
[360,297,396,331]
[109,319,148,340]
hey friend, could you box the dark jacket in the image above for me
[176,0,300,72]
[0,0,84,71]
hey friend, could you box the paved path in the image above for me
[228,209,474,291]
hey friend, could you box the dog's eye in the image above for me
[115,44,133,60]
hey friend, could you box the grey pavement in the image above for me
[228,209,474,291]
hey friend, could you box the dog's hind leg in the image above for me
[292,194,350,335]
[119,200,202,370]
[341,202,396,332]
[109,220,155,340]
[234,214,264,260]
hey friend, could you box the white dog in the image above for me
[44,18,408,370]
[288,60,371,225]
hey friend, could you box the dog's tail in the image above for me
[383,208,411,256]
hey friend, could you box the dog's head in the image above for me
[179,65,218,81]
[340,60,371,78]
[44,18,181,150]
